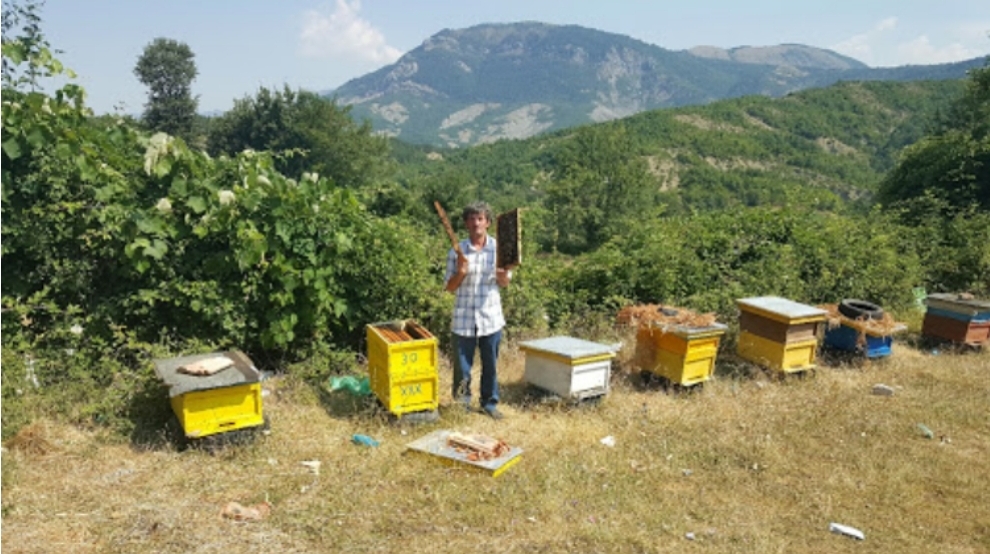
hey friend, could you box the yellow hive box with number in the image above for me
[367,320,439,416]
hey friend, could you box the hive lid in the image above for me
[518,336,617,360]
[737,296,826,320]
[406,429,523,477]
[925,293,990,313]
[648,321,729,338]
[153,350,260,397]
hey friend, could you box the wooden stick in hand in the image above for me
[434,201,463,257]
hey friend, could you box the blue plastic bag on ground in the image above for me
[352,434,379,447]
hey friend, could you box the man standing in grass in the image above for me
[444,201,514,420]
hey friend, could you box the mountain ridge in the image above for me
[326,22,986,147]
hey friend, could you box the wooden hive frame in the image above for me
[496,208,521,269]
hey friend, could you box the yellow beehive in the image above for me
[736,296,826,373]
[635,323,727,386]
[367,320,439,416]
[153,350,266,440]
[171,382,264,438]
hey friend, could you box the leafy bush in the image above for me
[548,208,925,322]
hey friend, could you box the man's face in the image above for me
[465,212,490,239]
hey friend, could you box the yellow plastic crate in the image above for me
[737,331,819,373]
[171,382,264,438]
[367,320,439,416]
[635,323,727,386]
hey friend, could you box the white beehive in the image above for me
[519,336,617,400]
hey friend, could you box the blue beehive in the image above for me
[824,324,893,358]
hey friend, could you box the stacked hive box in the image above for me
[519,336,616,400]
[736,296,826,373]
[922,293,990,346]
[153,350,266,441]
[635,322,728,386]
[367,320,439,417]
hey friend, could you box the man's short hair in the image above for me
[462,201,493,223]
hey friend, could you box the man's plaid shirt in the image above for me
[444,235,506,337]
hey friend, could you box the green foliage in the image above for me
[878,59,990,217]
[392,79,964,254]
[1,298,178,440]
[899,205,990,296]
[134,37,198,140]
[207,86,390,188]
[3,45,441,365]
[1,0,68,90]
[543,125,656,253]
[546,208,924,324]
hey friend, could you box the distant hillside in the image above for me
[687,44,866,69]
[328,22,985,147]
[385,78,967,219]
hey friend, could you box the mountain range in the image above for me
[327,22,986,147]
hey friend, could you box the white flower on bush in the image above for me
[257,175,272,187]
[218,189,236,205]
[302,172,319,183]
[143,132,173,175]
[156,197,172,214]
[70,324,84,336]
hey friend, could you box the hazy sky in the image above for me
[23,0,990,114]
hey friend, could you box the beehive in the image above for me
[367,320,439,416]
[153,350,265,440]
[635,322,728,386]
[824,324,894,358]
[736,296,826,373]
[922,293,990,346]
[519,336,616,400]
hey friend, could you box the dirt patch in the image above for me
[742,113,774,131]
[646,155,680,191]
[703,156,771,171]
[815,137,859,156]
[673,114,745,133]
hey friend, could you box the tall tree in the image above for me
[207,85,390,188]
[134,37,198,140]
[878,57,990,217]
[543,125,655,254]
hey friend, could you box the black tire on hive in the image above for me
[838,299,884,320]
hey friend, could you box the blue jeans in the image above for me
[452,330,502,409]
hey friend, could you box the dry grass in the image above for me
[3,336,989,553]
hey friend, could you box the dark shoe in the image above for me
[483,405,504,420]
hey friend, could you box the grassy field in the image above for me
[2,330,988,554]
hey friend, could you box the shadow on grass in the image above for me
[312,381,383,421]
[901,331,986,355]
[126,380,184,452]
[500,379,606,413]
